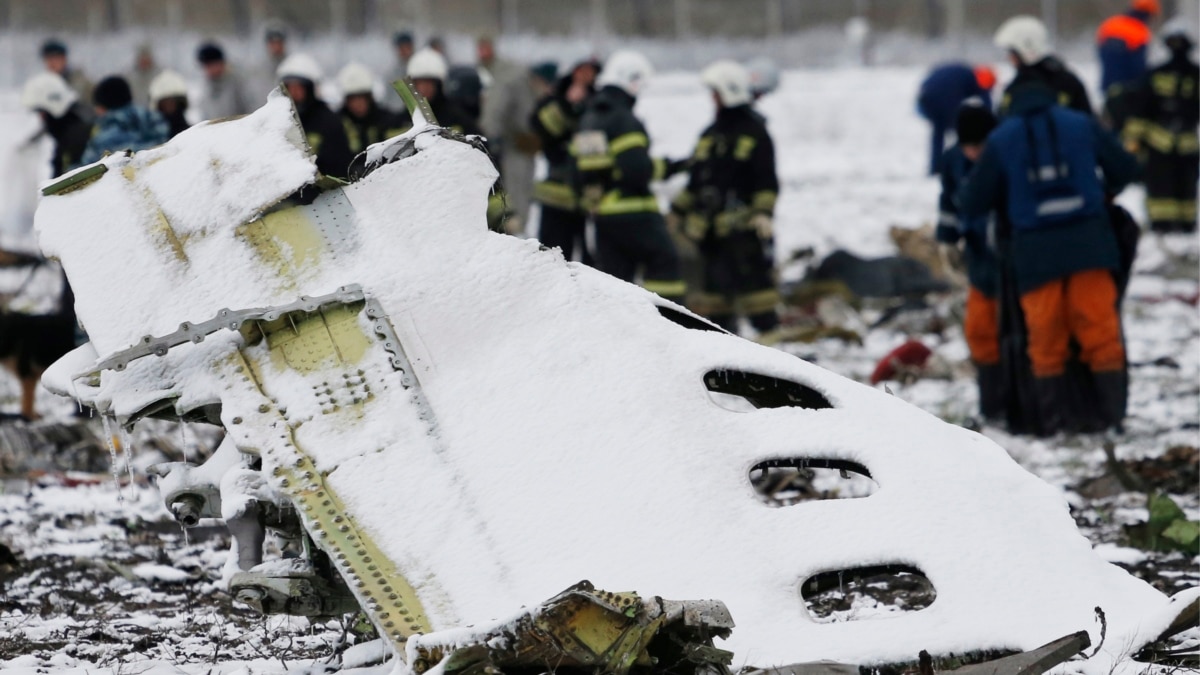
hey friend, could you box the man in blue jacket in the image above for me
[958,81,1139,434]
[80,76,169,166]
[917,62,995,174]
[1097,0,1159,129]
[936,102,1001,422]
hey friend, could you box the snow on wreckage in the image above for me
[31,90,1195,673]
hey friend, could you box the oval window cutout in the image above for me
[800,564,935,623]
[705,370,833,411]
[749,458,877,505]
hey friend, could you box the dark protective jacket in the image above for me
[1123,49,1200,157]
[573,85,664,218]
[917,63,993,173]
[672,104,778,238]
[44,102,93,176]
[339,100,411,155]
[427,86,482,137]
[1097,11,1153,94]
[999,56,1092,118]
[959,85,1139,293]
[529,76,590,211]
[295,94,354,179]
[160,100,191,140]
[938,145,997,297]
[79,104,169,166]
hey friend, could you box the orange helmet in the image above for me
[974,65,997,91]
[1131,0,1161,16]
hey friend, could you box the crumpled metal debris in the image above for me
[408,580,734,675]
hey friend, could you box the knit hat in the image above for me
[93,76,133,109]
[196,42,225,64]
[955,101,997,145]
[530,62,558,84]
[41,38,67,57]
[393,31,414,47]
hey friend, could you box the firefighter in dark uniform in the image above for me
[277,54,354,179]
[671,60,780,334]
[994,15,1093,117]
[21,72,92,175]
[337,62,410,175]
[1123,21,1199,233]
[530,59,599,264]
[408,48,480,136]
[572,50,686,303]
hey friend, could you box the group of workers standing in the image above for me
[924,0,1197,437]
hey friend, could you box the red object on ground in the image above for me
[870,340,933,385]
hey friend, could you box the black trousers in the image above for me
[538,205,592,265]
[594,213,684,301]
[1145,149,1199,233]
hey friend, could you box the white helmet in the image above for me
[338,62,375,96]
[1161,17,1196,44]
[744,56,781,98]
[597,50,654,98]
[277,53,323,83]
[701,60,752,107]
[149,69,188,107]
[994,15,1049,64]
[407,48,448,81]
[21,72,76,118]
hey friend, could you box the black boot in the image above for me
[976,363,1004,422]
[1093,370,1128,433]
[1033,375,1067,437]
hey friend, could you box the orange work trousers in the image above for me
[965,286,1000,365]
[1019,269,1125,378]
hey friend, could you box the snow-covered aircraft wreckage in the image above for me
[33,89,1196,675]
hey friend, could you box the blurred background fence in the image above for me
[0,0,1195,88]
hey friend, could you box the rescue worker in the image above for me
[573,50,686,304]
[81,76,169,166]
[917,62,996,174]
[384,31,416,111]
[479,37,541,234]
[149,70,191,139]
[126,43,159,107]
[958,80,1139,435]
[196,42,251,121]
[994,16,1092,117]
[1097,0,1160,129]
[407,48,480,136]
[935,102,1001,421]
[277,54,354,179]
[530,59,600,264]
[252,21,290,98]
[20,72,92,175]
[336,62,410,162]
[41,38,93,109]
[1123,20,1199,233]
[671,60,780,334]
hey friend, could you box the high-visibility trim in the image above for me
[642,279,687,298]
[1179,132,1199,155]
[690,292,733,315]
[694,136,714,161]
[938,211,959,227]
[683,213,708,241]
[1036,196,1086,217]
[577,155,615,171]
[734,135,757,161]
[595,190,659,216]
[1151,72,1179,97]
[1145,123,1179,153]
[1122,117,1148,144]
[533,181,578,210]
[672,190,696,213]
[737,288,781,315]
[306,132,325,155]
[713,207,752,237]
[1146,198,1181,221]
[652,157,667,181]
[609,131,649,156]
[538,102,568,137]
[751,190,777,213]
[1096,15,1151,49]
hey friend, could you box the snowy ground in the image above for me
[0,64,1197,673]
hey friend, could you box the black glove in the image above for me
[935,223,961,245]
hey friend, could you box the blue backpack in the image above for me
[997,107,1105,231]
